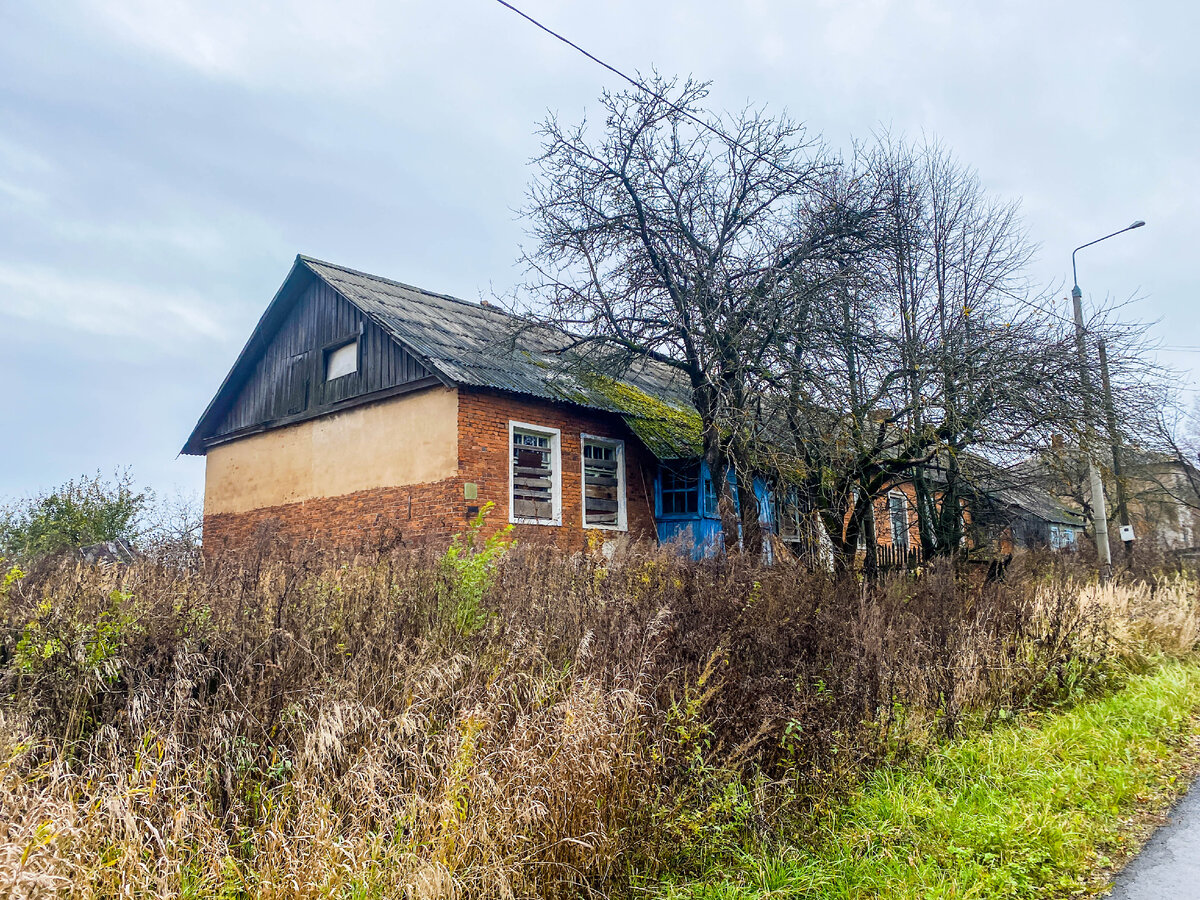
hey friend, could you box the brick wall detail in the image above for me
[202,388,658,552]
[456,389,657,551]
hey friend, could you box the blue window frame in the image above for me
[660,463,699,516]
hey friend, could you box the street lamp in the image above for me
[1070,220,1145,578]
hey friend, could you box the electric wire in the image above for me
[491,0,1119,334]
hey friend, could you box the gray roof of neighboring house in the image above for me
[185,255,703,458]
[944,454,1086,527]
[992,485,1085,527]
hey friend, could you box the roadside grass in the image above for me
[661,660,1200,899]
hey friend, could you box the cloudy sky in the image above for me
[2,0,1196,501]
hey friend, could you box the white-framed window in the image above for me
[888,490,910,551]
[581,435,626,531]
[509,421,562,525]
[324,338,359,381]
[776,489,803,544]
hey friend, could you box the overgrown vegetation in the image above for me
[1,532,1197,898]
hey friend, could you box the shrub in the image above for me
[438,502,514,634]
[0,470,148,561]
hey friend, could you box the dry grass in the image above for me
[0,541,1196,899]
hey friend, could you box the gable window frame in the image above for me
[509,421,562,526]
[888,489,910,551]
[323,335,360,382]
[581,434,627,532]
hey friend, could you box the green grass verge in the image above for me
[660,661,1200,899]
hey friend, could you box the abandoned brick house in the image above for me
[184,255,772,554]
[184,255,1075,558]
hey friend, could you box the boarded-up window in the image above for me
[510,424,560,524]
[661,464,699,515]
[582,436,625,530]
[285,351,311,415]
[325,339,358,381]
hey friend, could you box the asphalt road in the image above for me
[1108,783,1200,899]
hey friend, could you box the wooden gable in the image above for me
[193,272,438,451]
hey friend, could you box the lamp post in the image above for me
[1071,220,1145,579]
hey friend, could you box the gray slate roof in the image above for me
[302,257,685,407]
[301,258,699,451]
[991,484,1085,527]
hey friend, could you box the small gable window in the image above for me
[325,339,358,381]
[510,422,561,525]
[581,436,626,530]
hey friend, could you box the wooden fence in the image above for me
[874,542,924,572]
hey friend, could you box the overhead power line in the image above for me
[492,0,1092,333]
[491,0,798,182]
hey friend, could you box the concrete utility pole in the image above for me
[1071,220,1145,581]
[1071,288,1113,577]
[1099,338,1135,560]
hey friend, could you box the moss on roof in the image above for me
[583,374,703,460]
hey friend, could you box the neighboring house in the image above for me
[184,256,771,555]
[969,482,1086,554]
[773,479,928,567]
[1119,450,1200,551]
[1024,445,1200,553]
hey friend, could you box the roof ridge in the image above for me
[298,254,521,321]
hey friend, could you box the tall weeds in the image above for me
[0,544,1195,898]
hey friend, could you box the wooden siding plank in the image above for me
[213,280,432,439]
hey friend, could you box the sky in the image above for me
[1,0,1196,502]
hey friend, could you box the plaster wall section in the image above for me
[204,386,459,516]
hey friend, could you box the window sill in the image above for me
[583,523,627,533]
[510,517,562,527]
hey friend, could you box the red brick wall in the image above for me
[201,477,462,552]
[457,389,657,551]
[202,388,659,552]
[869,482,921,548]
[843,480,973,550]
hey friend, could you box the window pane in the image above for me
[661,464,699,515]
[325,340,358,380]
[889,493,908,550]
[703,476,718,516]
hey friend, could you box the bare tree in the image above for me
[521,81,1172,567]
[766,138,1159,569]
[521,77,865,552]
